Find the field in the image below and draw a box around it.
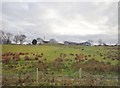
[1,44,119,86]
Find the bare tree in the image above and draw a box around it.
[6,32,13,44]
[43,36,45,40]
[13,35,20,44]
[98,39,103,46]
[6,33,13,39]
[87,40,93,45]
[19,34,26,44]
[0,30,8,44]
[49,39,57,44]
[103,42,107,46]
[0,30,5,37]
[0,37,1,44]
[0,30,4,44]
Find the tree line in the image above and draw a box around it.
[0,30,58,45]
[0,30,116,46]
[0,30,26,44]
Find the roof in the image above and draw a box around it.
[43,41,49,43]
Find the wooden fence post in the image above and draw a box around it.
[79,68,82,79]
[37,68,38,85]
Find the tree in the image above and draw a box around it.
[32,39,37,45]
[13,35,20,44]
[6,32,13,44]
[0,30,8,44]
[0,30,5,37]
[6,39,11,44]
[103,42,108,46]
[49,39,57,44]
[19,34,26,44]
[2,37,7,44]
[0,37,1,44]
[0,30,4,44]
[98,39,103,46]
[87,40,93,46]
[6,33,13,39]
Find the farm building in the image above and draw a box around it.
[43,40,50,44]
[79,42,91,46]
[49,39,58,44]
[64,41,91,46]
[37,38,44,45]
[64,41,79,45]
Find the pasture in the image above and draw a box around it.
[1,44,119,86]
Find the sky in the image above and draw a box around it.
[1,0,118,44]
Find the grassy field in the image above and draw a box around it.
[1,44,119,86]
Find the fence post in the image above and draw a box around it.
[37,68,38,85]
[79,68,82,79]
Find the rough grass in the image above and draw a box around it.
[2,44,118,65]
[1,44,119,86]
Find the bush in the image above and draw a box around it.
[32,39,37,45]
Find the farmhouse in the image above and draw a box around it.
[49,39,58,44]
[41,39,58,44]
[37,38,44,45]
[64,41,91,46]
[79,42,91,46]
[43,40,50,44]
[64,41,79,45]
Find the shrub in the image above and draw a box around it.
[32,39,37,45]
[24,56,30,60]
[35,56,38,60]
[13,53,20,61]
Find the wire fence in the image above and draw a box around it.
[2,68,119,86]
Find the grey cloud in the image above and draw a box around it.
[1,2,118,44]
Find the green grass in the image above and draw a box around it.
[2,44,118,65]
[2,44,119,86]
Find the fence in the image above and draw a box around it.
[2,67,119,86]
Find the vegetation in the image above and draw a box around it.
[32,39,37,45]
[1,44,119,86]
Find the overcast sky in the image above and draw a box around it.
[1,1,118,44]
